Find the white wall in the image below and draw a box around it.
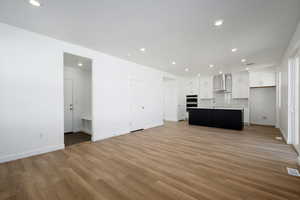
[250,87,276,126]
[64,66,92,133]
[277,21,300,141]
[0,23,165,163]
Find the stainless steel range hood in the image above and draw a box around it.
[213,74,232,92]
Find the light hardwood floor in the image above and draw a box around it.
[1,122,300,200]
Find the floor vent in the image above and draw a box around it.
[287,167,300,177]
[130,129,144,133]
[275,136,283,140]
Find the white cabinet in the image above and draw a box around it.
[199,76,213,99]
[249,69,276,87]
[184,77,199,95]
[232,71,249,99]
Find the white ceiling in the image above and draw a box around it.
[1,0,300,76]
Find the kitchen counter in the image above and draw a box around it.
[191,106,244,111]
[189,108,244,130]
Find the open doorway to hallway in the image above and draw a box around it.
[63,53,93,146]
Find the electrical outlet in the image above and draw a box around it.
[262,116,267,120]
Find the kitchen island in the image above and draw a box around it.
[188,107,244,130]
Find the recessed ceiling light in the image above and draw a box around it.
[209,64,214,68]
[185,68,189,72]
[245,67,250,71]
[219,71,223,74]
[241,59,246,63]
[140,48,146,52]
[214,19,224,27]
[172,61,176,65]
[29,0,41,7]
[78,63,83,67]
[198,73,201,76]
[231,48,238,52]
[127,53,131,57]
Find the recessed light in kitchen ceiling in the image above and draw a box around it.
[29,0,41,7]
[241,59,246,63]
[209,64,214,68]
[185,68,189,72]
[78,63,83,67]
[140,48,146,52]
[172,61,176,65]
[214,19,224,27]
[231,48,238,52]
[219,71,223,74]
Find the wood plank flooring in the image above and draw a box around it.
[1,121,300,200]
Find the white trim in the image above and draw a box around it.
[163,118,179,122]
[92,122,164,142]
[287,58,298,144]
[280,128,288,143]
[92,131,129,142]
[276,71,281,129]
[144,122,164,130]
[293,144,300,154]
[0,144,65,164]
[287,54,300,145]
[295,57,299,145]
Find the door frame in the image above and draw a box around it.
[287,50,299,145]
[63,52,94,142]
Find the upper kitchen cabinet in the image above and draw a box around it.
[232,71,249,99]
[199,76,213,99]
[184,77,199,95]
[249,67,276,88]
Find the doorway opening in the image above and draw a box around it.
[63,53,93,146]
[288,52,299,146]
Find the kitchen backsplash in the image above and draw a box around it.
[199,92,248,107]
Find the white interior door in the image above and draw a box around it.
[64,79,73,133]
[130,79,145,131]
[163,80,178,121]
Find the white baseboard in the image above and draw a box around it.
[92,130,129,142]
[92,122,164,142]
[144,122,164,129]
[0,144,65,164]
[164,118,179,122]
[279,128,288,144]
